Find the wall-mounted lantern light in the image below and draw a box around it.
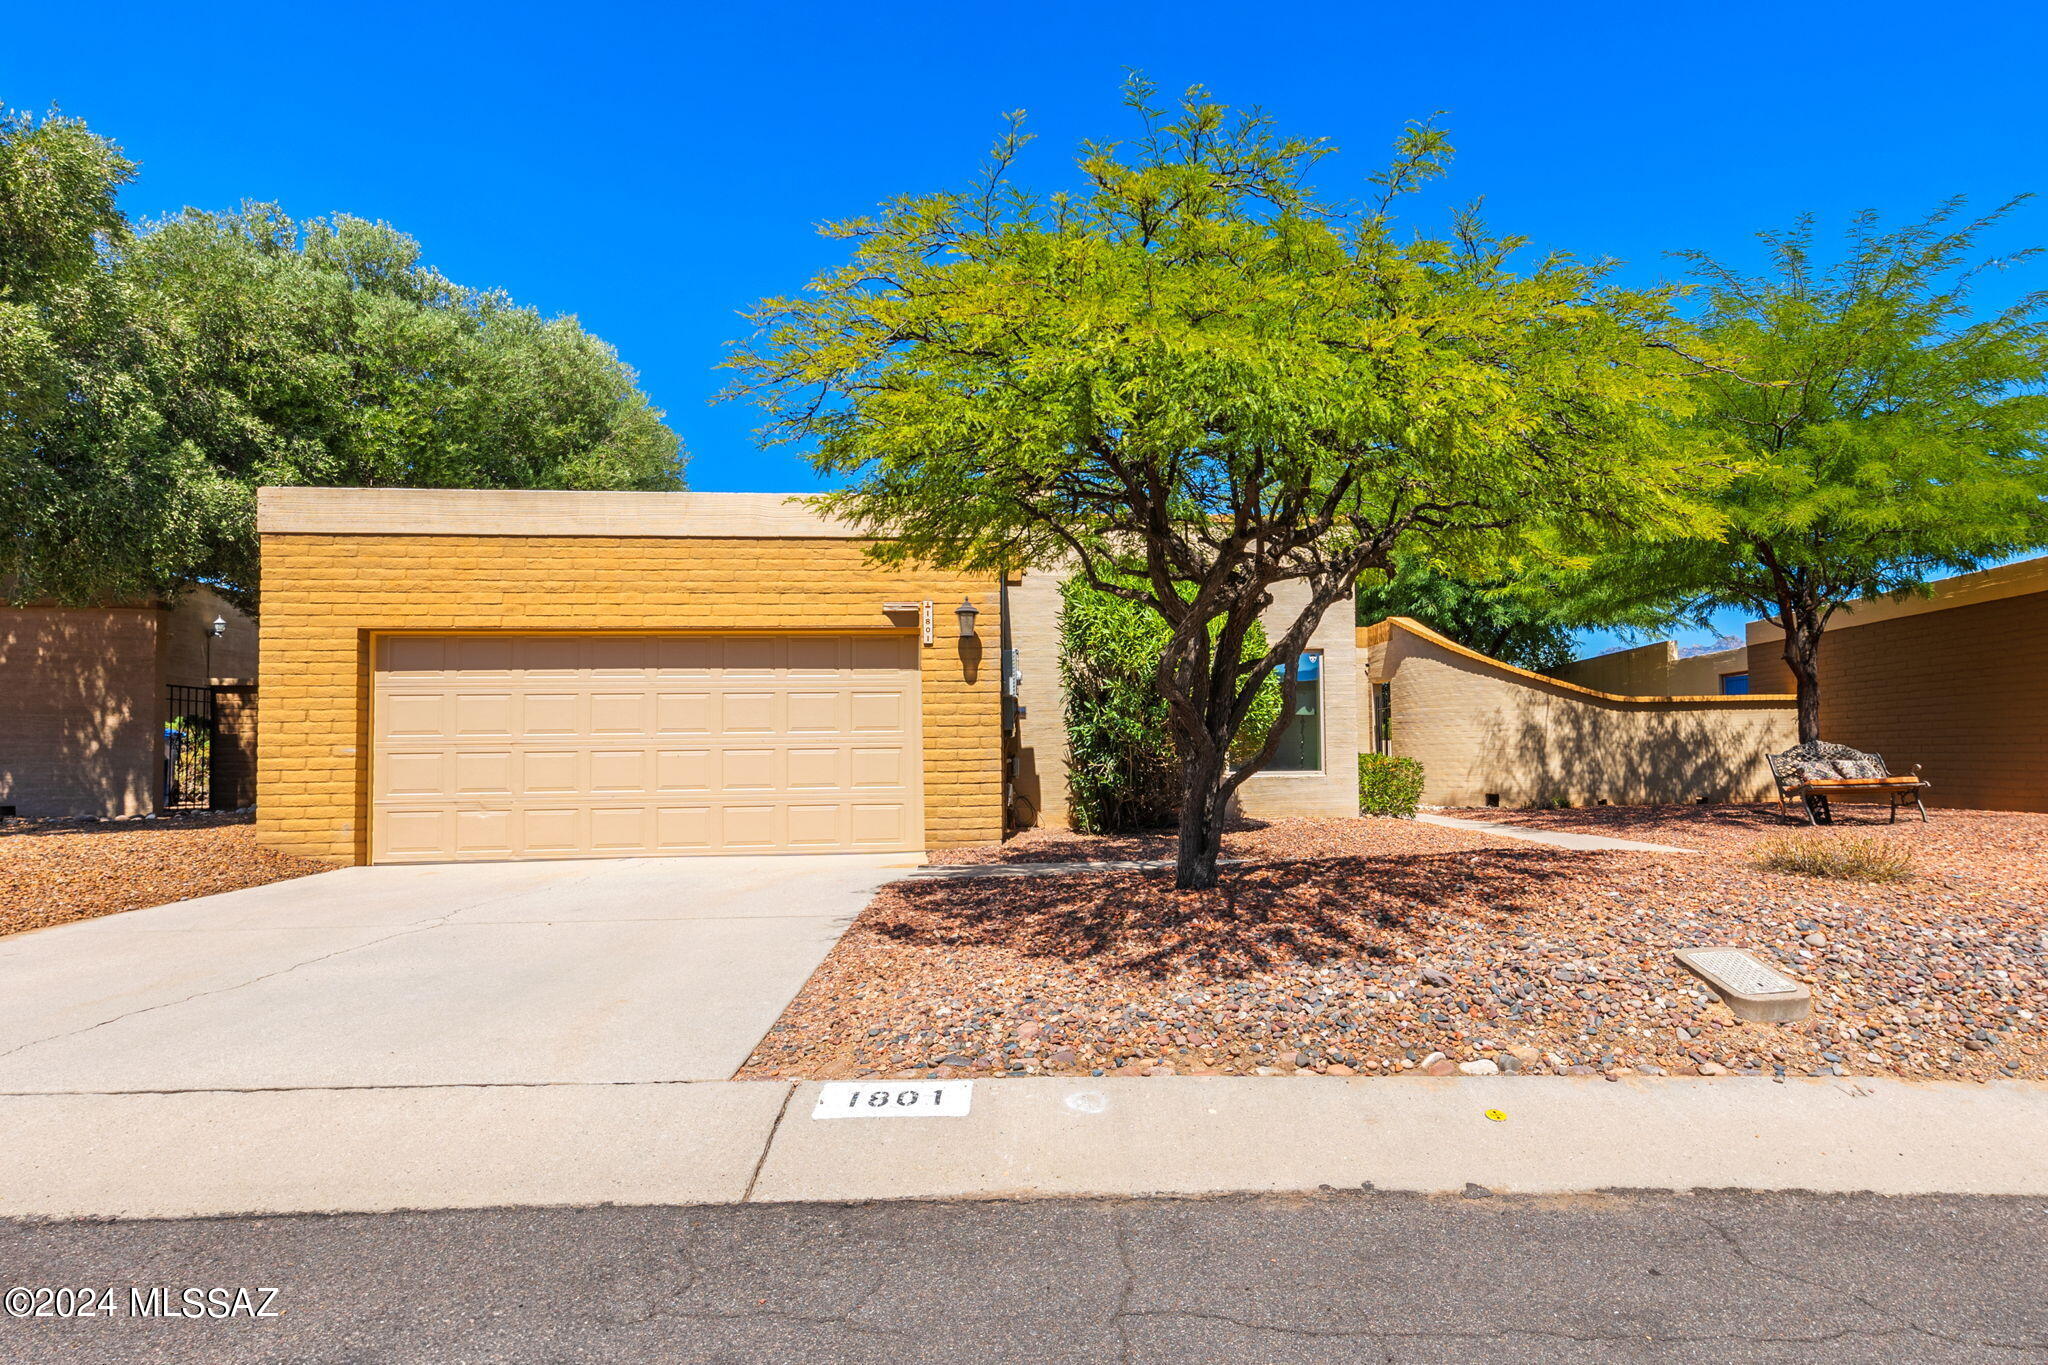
[206,614,228,688]
[955,597,980,639]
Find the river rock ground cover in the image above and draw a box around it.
[737,806,2048,1083]
[0,812,331,938]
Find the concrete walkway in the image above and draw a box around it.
[1417,811,1701,853]
[4,1076,2042,1220]
[909,857,1250,879]
[912,814,1705,879]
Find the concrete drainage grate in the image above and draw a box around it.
[1674,946,1812,1022]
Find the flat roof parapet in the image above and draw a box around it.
[255,487,860,539]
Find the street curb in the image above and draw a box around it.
[3,1075,2043,1221]
[750,1075,2048,1203]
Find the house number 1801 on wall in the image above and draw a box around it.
[811,1081,973,1119]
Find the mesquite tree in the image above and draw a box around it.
[727,80,1710,889]
[1576,202,2048,741]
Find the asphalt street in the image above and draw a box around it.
[3,1191,2042,1363]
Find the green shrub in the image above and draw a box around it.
[1059,577,1280,834]
[1753,833,1914,883]
[1357,754,1425,818]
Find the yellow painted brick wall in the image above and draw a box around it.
[258,534,1003,862]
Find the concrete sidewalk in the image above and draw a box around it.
[4,1076,2042,1221]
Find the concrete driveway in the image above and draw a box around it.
[0,853,911,1093]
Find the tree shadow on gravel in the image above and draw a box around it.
[1449,803,1786,837]
[869,848,1590,978]
[1451,801,1998,841]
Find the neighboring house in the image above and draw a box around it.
[1539,555,2048,812]
[1552,639,1753,697]
[1744,554,2048,812]
[1359,617,1796,808]
[0,586,258,818]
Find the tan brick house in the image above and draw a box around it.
[256,488,1004,865]
[256,487,1373,866]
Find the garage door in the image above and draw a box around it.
[371,634,922,863]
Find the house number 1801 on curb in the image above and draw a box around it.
[812,1081,972,1119]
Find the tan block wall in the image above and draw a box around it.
[162,586,259,687]
[1747,589,2048,811]
[1380,624,1795,807]
[257,534,1002,863]
[1553,641,1747,698]
[211,684,259,810]
[1004,570,1068,831]
[0,606,164,817]
[1006,569,1361,829]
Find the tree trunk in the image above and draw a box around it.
[1781,623,1823,744]
[1759,548,1827,746]
[1173,746,1230,891]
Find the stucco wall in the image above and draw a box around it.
[1368,619,1796,807]
[1005,569,1361,829]
[1747,578,2048,812]
[258,531,1003,864]
[0,606,164,818]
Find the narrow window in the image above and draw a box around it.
[1267,653,1323,772]
[1373,681,1393,755]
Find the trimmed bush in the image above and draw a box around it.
[1753,833,1914,883]
[1059,577,1280,834]
[1358,754,1425,818]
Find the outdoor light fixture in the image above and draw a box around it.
[955,597,980,639]
[205,615,227,687]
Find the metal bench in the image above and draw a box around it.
[1767,741,1930,826]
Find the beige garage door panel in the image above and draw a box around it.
[371,634,922,863]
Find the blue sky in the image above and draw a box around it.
[8,1,2044,649]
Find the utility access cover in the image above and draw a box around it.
[812,1081,973,1119]
[1684,950,1800,995]
[1674,946,1812,1022]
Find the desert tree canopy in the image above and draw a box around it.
[1,106,684,612]
[727,79,1721,886]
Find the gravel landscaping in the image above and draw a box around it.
[737,806,2048,1084]
[0,813,333,938]
[925,816,1495,866]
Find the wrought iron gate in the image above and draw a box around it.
[164,685,215,810]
